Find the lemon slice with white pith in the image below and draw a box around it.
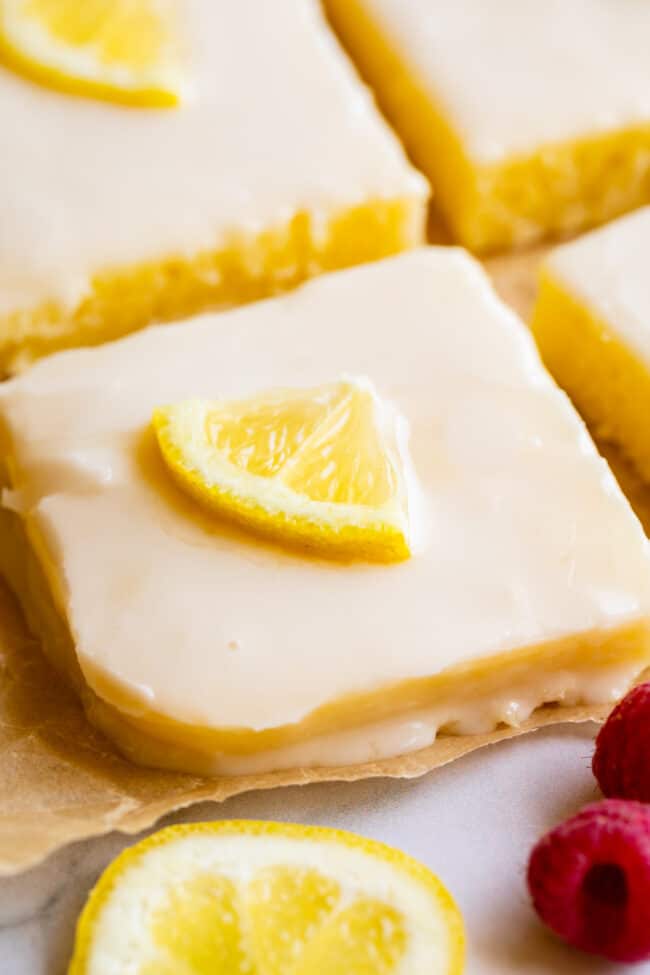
[68,821,465,974]
[0,0,184,107]
[153,377,413,561]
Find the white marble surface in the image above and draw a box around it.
[0,723,645,975]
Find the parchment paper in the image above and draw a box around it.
[0,244,648,876]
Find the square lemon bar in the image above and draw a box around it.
[532,206,650,483]
[324,0,650,253]
[2,248,650,777]
[0,0,427,374]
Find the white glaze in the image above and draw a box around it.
[2,248,650,757]
[349,0,650,162]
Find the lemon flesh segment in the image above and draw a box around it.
[246,867,341,974]
[68,820,465,975]
[0,0,183,107]
[153,378,412,562]
[142,873,249,975]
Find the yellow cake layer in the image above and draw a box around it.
[532,271,650,485]
[531,208,650,485]
[1,495,648,777]
[324,0,650,254]
[3,250,650,777]
[0,197,422,375]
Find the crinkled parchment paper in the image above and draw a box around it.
[0,246,648,876]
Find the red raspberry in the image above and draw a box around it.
[593,682,650,801]
[527,799,650,962]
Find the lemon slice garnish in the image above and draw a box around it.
[68,821,465,974]
[0,0,184,107]
[153,377,413,562]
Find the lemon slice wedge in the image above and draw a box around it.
[68,821,465,974]
[0,0,183,107]
[153,377,413,562]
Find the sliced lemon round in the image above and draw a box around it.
[153,377,413,562]
[68,820,465,974]
[0,0,184,107]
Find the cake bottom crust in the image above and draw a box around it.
[1,501,648,777]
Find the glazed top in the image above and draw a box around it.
[545,206,650,362]
[357,0,650,162]
[0,0,425,319]
[2,249,650,730]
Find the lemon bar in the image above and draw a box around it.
[2,248,650,777]
[324,0,650,253]
[532,206,650,484]
[0,0,427,374]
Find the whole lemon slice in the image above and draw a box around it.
[0,0,183,107]
[68,821,465,974]
[153,377,413,562]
